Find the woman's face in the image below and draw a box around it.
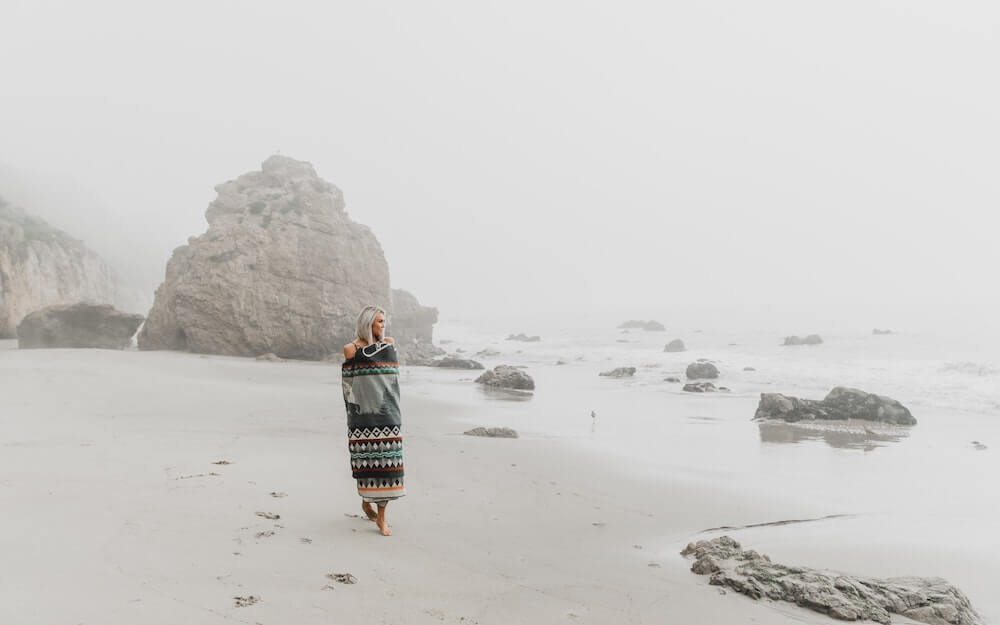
[371,312,386,341]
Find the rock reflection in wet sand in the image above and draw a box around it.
[758,419,910,450]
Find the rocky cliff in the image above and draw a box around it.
[138,156,394,360]
[0,197,117,338]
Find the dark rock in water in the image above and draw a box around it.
[464,426,518,438]
[743,366,756,371]
[782,334,823,346]
[600,366,636,378]
[430,357,484,370]
[475,365,535,390]
[618,320,666,331]
[664,376,681,383]
[873,328,892,335]
[506,333,541,342]
[681,536,984,625]
[686,362,720,379]
[754,387,916,425]
[663,339,686,352]
[399,339,446,366]
[17,303,143,349]
[683,382,717,393]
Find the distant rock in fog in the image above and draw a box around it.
[664,376,681,383]
[683,382,717,393]
[782,334,823,346]
[16,302,143,349]
[754,387,916,425]
[663,338,686,352]
[681,536,983,625]
[475,348,501,358]
[464,426,518,439]
[389,288,441,364]
[430,356,484,370]
[685,362,720,379]
[599,366,636,378]
[0,197,117,338]
[743,366,756,371]
[475,365,535,390]
[137,156,437,361]
[506,333,541,342]
[618,319,665,331]
[873,328,893,335]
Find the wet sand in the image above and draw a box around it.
[0,345,991,624]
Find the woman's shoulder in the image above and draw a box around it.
[343,342,358,359]
[384,337,395,344]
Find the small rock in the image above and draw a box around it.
[782,334,823,346]
[683,382,717,393]
[743,366,756,371]
[464,427,519,439]
[686,362,720,379]
[664,376,681,383]
[506,333,541,342]
[663,339,686,352]
[599,366,636,378]
[430,357,484,370]
[475,365,535,390]
[618,320,665,331]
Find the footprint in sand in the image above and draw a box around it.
[299,537,313,544]
[326,572,358,584]
[255,530,275,539]
[233,595,259,607]
[255,511,280,520]
[212,460,233,465]
[269,491,287,498]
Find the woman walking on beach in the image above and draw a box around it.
[342,306,405,536]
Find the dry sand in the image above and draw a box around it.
[0,346,926,624]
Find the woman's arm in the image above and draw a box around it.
[343,342,357,359]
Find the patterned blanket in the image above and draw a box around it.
[341,342,405,502]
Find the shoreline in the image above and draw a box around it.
[0,347,991,624]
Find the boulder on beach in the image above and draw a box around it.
[599,366,636,378]
[681,536,983,625]
[685,362,720,379]
[505,333,541,342]
[663,339,686,352]
[683,382,717,393]
[475,365,535,390]
[400,340,446,366]
[618,319,665,331]
[463,427,518,439]
[430,357,484,370]
[754,386,916,425]
[782,334,823,346]
[16,302,143,349]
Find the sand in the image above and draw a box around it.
[0,345,940,624]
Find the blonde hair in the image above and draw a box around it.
[355,305,387,345]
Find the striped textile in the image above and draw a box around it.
[341,342,405,502]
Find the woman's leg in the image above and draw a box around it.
[376,502,391,536]
[361,501,377,521]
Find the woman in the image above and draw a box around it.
[341,305,404,536]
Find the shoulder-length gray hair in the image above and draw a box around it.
[355,305,387,345]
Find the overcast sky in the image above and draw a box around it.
[2,1,998,334]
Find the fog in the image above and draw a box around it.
[3,1,998,335]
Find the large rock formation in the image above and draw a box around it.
[139,156,403,360]
[17,302,143,349]
[754,387,916,425]
[0,197,116,338]
[681,536,983,625]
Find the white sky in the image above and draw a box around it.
[2,1,998,334]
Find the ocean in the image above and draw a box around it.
[403,314,1000,621]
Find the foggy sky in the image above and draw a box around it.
[2,1,998,335]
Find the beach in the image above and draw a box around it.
[1,330,997,624]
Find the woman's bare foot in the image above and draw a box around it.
[361,502,378,522]
[376,504,392,536]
